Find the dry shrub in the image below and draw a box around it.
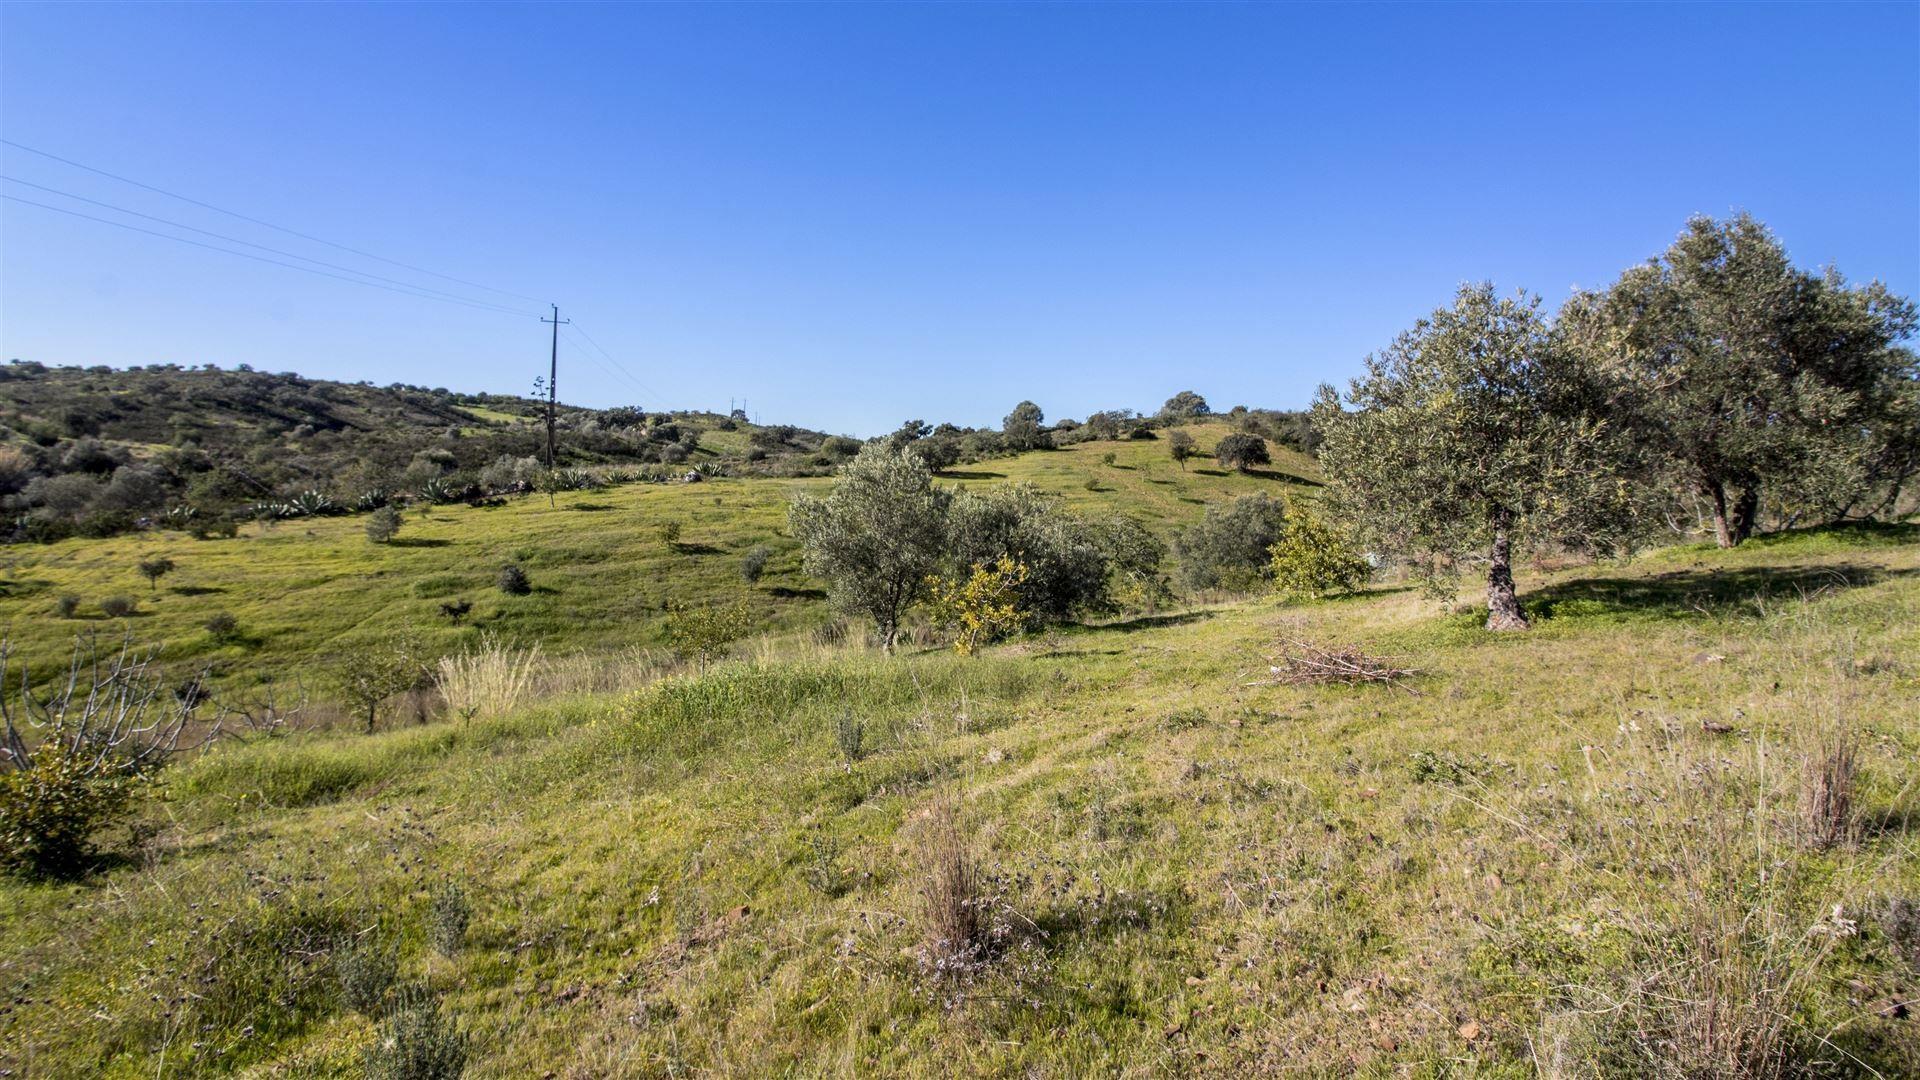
[915,795,998,985]
[435,633,541,721]
[1800,724,1857,850]
[1548,740,1865,1079]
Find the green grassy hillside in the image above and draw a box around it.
[2,520,1915,1076]
[0,421,1312,687]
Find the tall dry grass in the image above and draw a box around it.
[435,634,542,721]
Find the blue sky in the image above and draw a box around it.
[2,2,1914,437]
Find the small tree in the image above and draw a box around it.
[1312,283,1630,630]
[926,557,1029,655]
[789,446,949,652]
[1268,504,1371,601]
[1002,400,1049,452]
[740,545,771,585]
[1214,432,1270,473]
[333,632,431,733]
[365,505,403,544]
[136,556,175,592]
[662,598,751,672]
[1168,430,1197,471]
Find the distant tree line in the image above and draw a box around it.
[0,365,852,543]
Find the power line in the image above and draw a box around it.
[2,193,536,317]
[1,138,546,305]
[566,317,663,402]
[561,327,653,403]
[1,175,543,316]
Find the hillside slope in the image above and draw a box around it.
[2,525,1915,1076]
[0,421,1313,686]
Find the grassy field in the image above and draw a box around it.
[0,421,1312,689]
[1,507,1915,1075]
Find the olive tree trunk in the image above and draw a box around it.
[1485,509,1529,631]
[1729,484,1760,546]
[1705,478,1735,548]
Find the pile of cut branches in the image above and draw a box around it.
[1248,640,1421,693]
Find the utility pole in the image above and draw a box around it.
[541,304,569,469]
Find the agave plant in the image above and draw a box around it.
[420,476,460,504]
[354,489,392,512]
[286,489,342,517]
[163,504,199,528]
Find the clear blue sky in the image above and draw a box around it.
[2,2,1915,437]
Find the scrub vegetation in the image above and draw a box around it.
[0,216,1915,1076]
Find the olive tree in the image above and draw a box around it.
[1566,215,1918,545]
[1312,284,1630,631]
[789,446,949,652]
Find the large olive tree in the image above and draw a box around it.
[1313,284,1629,631]
[789,445,949,651]
[1566,215,1917,546]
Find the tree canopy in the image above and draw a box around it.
[1312,283,1631,630]
[1564,214,1918,545]
[789,445,950,650]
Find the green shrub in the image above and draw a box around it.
[663,598,751,672]
[740,545,771,584]
[1268,504,1371,601]
[428,881,471,957]
[496,564,531,596]
[1173,493,1287,591]
[0,742,141,877]
[334,933,398,1016]
[204,611,241,641]
[834,711,865,764]
[0,643,192,877]
[100,595,138,618]
[363,991,468,1080]
[54,595,80,619]
[1214,431,1270,472]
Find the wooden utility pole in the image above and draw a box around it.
[541,304,570,468]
